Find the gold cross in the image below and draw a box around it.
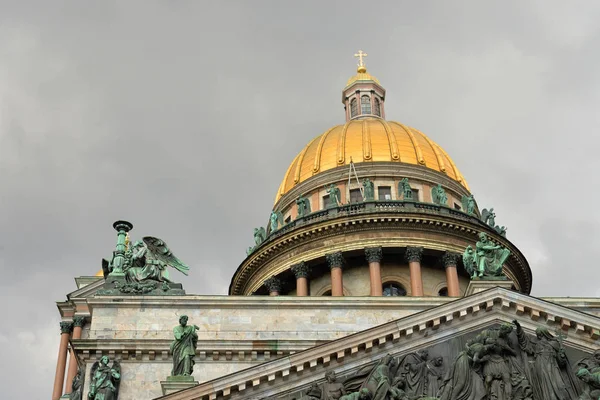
[354,50,368,67]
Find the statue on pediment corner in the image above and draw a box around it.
[463,232,510,279]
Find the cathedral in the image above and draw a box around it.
[53,53,600,400]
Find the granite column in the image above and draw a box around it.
[365,247,383,296]
[291,262,310,296]
[406,247,424,296]
[326,252,344,296]
[52,321,73,400]
[443,252,461,297]
[65,316,85,394]
[264,277,282,296]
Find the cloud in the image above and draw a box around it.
[2,1,600,397]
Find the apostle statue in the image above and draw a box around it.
[88,356,120,400]
[170,315,199,376]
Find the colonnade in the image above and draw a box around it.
[263,247,462,297]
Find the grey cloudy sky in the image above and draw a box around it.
[1,1,600,397]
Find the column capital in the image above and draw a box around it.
[263,277,282,294]
[365,247,383,263]
[405,246,424,263]
[291,262,310,279]
[73,316,87,328]
[60,321,74,335]
[442,251,460,268]
[325,252,344,270]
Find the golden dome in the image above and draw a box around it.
[345,68,380,87]
[275,118,469,203]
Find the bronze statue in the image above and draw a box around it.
[431,184,448,205]
[88,356,120,400]
[170,315,199,376]
[326,184,342,208]
[69,366,83,400]
[481,208,496,227]
[322,371,347,399]
[296,196,312,217]
[463,233,510,279]
[362,179,375,201]
[112,237,190,284]
[339,388,371,400]
[398,178,413,200]
[461,195,476,215]
[254,227,266,246]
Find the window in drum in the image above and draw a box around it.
[361,95,371,115]
[350,98,358,117]
[438,287,449,297]
[383,282,407,297]
[411,189,419,201]
[374,98,381,116]
[349,188,363,204]
[377,186,392,200]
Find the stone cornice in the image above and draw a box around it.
[231,207,531,295]
[72,339,325,363]
[157,288,600,400]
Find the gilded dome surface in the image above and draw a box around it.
[275,118,469,202]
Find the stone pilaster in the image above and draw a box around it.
[405,247,424,296]
[264,277,282,296]
[291,262,310,296]
[326,252,344,296]
[442,252,461,297]
[365,247,383,296]
[52,322,73,400]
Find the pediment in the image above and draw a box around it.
[67,276,104,299]
[158,287,600,400]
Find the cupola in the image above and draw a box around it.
[342,50,386,121]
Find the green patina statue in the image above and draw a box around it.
[325,184,342,208]
[461,195,476,215]
[100,224,190,295]
[296,195,311,217]
[170,315,199,376]
[399,178,413,200]
[463,232,510,278]
[254,227,266,246]
[88,356,120,400]
[482,208,496,227]
[362,179,375,201]
[431,184,447,205]
[269,211,283,233]
[69,366,83,400]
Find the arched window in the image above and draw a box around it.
[350,98,358,118]
[438,287,449,297]
[383,282,407,297]
[361,95,371,115]
[374,98,381,116]
[322,290,332,296]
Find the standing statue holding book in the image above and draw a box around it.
[170,315,199,376]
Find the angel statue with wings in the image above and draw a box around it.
[88,356,120,400]
[103,237,190,284]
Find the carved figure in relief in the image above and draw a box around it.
[170,315,199,376]
[88,356,120,400]
[362,179,375,201]
[462,245,478,279]
[303,383,322,400]
[576,368,600,400]
[514,320,581,400]
[323,371,347,400]
[438,339,487,400]
[339,388,372,400]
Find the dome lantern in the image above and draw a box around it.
[342,50,386,121]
